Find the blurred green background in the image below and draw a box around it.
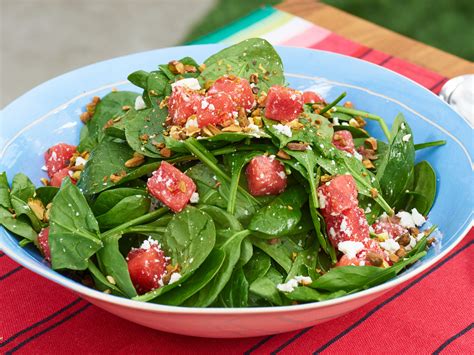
[185,0,474,61]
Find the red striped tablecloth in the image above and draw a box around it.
[1,8,472,354]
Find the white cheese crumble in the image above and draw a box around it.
[185,117,198,128]
[41,165,48,172]
[337,241,365,259]
[190,192,200,203]
[273,124,292,137]
[277,171,286,179]
[171,78,201,91]
[353,151,363,161]
[140,236,159,250]
[396,208,426,228]
[402,134,412,142]
[276,275,313,293]
[318,191,327,209]
[134,95,146,110]
[380,238,400,253]
[168,272,182,285]
[75,157,88,167]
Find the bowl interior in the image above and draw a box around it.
[1,44,472,311]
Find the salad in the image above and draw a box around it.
[0,38,445,307]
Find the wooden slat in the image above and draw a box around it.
[277,0,474,77]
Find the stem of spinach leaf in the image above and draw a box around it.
[122,226,166,235]
[414,140,446,150]
[101,207,168,240]
[334,106,391,141]
[319,92,347,115]
[183,138,261,206]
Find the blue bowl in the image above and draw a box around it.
[1,45,472,337]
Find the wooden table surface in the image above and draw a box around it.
[278,0,474,78]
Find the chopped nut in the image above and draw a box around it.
[349,118,361,128]
[122,105,131,111]
[408,227,419,235]
[366,252,383,266]
[397,233,411,247]
[388,253,399,263]
[251,108,261,117]
[169,126,185,140]
[110,170,127,183]
[161,264,181,285]
[370,188,379,198]
[287,119,304,130]
[168,60,185,74]
[40,178,50,186]
[287,205,293,210]
[198,63,206,72]
[395,246,406,258]
[251,86,259,95]
[71,171,81,180]
[204,80,215,90]
[201,126,214,137]
[103,289,112,294]
[291,252,298,261]
[183,64,197,73]
[139,133,149,143]
[249,73,259,84]
[221,124,242,133]
[276,150,291,160]
[178,180,187,192]
[184,126,201,137]
[269,238,280,245]
[355,116,366,128]
[207,125,222,135]
[362,159,375,169]
[365,137,378,151]
[320,174,333,183]
[106,275,116,285]
[427,237,436,246]
[92,96,100,104]
[27,198,45,221]
[45,203,52,222]
[103,119,115,129]
[160,147,172,158]
[151,141,165,149]
[125,153,145,168]
[343,101,353,108]
[257,92,267,107]
[287,142,309,151]
[80,112,91,123]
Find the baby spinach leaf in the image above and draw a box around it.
[92,187,147,216]
[152,249,225,306]
[143,70,169,107]
[376,114,415,206]
[87,259,124,296]
[124,107,168,157]
[201,38,284,91]
[249,267,285,306]
[49,179,103,270]
[249,185,308,237]
[35,186,59,206]
[0,172,12,209]
[263,114,333,148]
[186,164,227,209]
[10,195,42,232]
[237,239,253,267]
[183,229,251,307]
[87,91,139,144]
[283,287,347,302]
[97,236,137,298]
[10,173,35,202]
[0,207,37,241]
[403,161,437,215]
[163,206,216,274]
[127,70,149,89]
[96,195,151,230]
[251,236,303,273]
[244,249,272,284]
[77,139,159,195]
[218,267,249,307]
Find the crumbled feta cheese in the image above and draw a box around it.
[396,211,416,228]
[140,236,159,250]
[185,117,198,128]
[338,241,364,259]
[353,151,363,161]
[171,78,201,91]
[75,157,88,167]
[134,96,146,110]
[276,275,312,293]
[41,165,48,171]
[333,117,339,125]
[380,238,400,253]
[277,279,298,293]
[273,124,292,137]
[411,208,426,226]
[168,272,182,285]
[201,100,209,109]
[401,123,406,129]
[318,191,327,209]
[190,192,200,203]
[402,134,412,142]
[277,171,286,179]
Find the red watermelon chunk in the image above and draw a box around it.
[208,76,255,111]
[168,86,203,126]
[126,238,169,294]
[50,167,76,187]
[37,227,51,262]
[196,92,235,128]
[265,85,303,122]
[147,161,196,213]
[317,175,359,217]
[332,130,356,154]
[245,155,287,196]
[302,91,324,104]
[325,207,370,247]
[44,143,76,178]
